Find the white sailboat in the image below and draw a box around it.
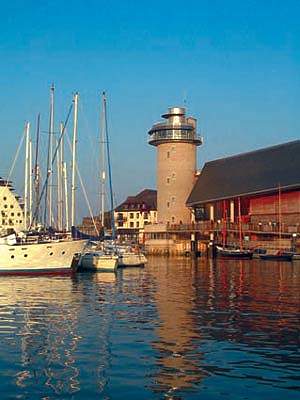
[0,89,86,273]
[79,92,118,272]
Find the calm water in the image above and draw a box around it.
[0,257,299,399]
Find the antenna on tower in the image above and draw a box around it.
[183,90,187,108]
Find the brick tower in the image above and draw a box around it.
[148,107,202,224]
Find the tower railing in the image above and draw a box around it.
[148,130,202,145]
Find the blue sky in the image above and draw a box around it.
[0,0,299,221]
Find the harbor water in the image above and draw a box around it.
[0,257,299,399]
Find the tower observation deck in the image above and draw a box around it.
[148,107,202,146]
[148,107,202,225]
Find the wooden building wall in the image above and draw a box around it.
[249,190,300,225]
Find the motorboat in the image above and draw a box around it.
[117,245,147,267]
[78,250,118,272]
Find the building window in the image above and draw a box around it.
[136,212,139,218]
[17,213,21,217]
[3,197,7,201]
[144,212,148,219]
[171,196,176,204]
[11,213,14,217]
[172,172,176,180]
[130,213,134,219]
[118,222,123,227]
[130,222,134,228]
[172,216,175,223]
[167,151,170,158]
[166,177,170,184]
[10,205,14,209]
[4,205,7,208]
[167,202,170,208]
[136,221,139,228]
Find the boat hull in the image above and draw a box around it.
[0,240,87,273]
[118,253,147,267]
[259,254,292,262]
[79,253,118,272]
[216,247,253,259]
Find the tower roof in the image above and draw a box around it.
[161,107,186,119]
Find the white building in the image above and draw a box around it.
[114,189,157,243]
[0,178,24,233]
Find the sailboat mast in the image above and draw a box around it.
[24,122,30,231]
[63,162,69,231]
[71,92,79,227]
[34,113,40,223]
[59,123,65,230]
[238,197,243,249]
[49,84,54,226]
[278,183,282,242]
[44,84,55,227]
[222,200,226,247]
[56,122,64,231]
[100,93,106,228]
[29,139,33,227]
[102,92,116,239]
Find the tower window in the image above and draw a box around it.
[166,177,170,184]
[172,196,176,204]
[172,216,175,223]
[167,202,170,208]
[167,151,170,158]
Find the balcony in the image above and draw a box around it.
[167,221,300,236]
[148,127,203,146]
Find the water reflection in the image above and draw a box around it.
[0,258,299,399]
[0,276,81,397]
[148,257,205,396]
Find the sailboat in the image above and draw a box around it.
[78,92,118,272]
[217,198,253,259]
[0,88,87,273]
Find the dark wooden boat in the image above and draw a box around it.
[216,246,253,259]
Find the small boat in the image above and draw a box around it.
[78,251,118,272]
[117,247,147,267]
[259,251,293,262]
[216,246,253,259]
